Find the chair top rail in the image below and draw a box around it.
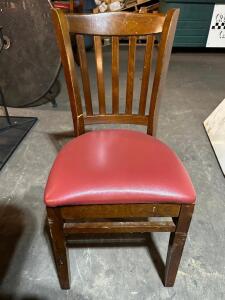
[66,12,166,36]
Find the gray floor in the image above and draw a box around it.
[1,48,225,300]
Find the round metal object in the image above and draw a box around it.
[0,0,60,107]
[2,35,11,50]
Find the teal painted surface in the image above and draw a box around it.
[160,1,224,47]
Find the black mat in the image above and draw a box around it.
[0,116,37,170]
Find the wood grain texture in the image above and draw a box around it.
[47,207,70,289]
[66,233,150,245]
[94,36,106,114]
[61,203,181,220]
[53,8,179,136]
[76,35,93,115]
[51,9,84,136]
[112,37,120,114]
[164,204,194,287]
[84,114,148,125]
[147,9,180,135]
[126,36,136,114]
[63,221,176,234]
[67,12,165,36]
[139,35,154,115]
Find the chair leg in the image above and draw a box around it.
[164,204,194,287]
[46,207,70,289]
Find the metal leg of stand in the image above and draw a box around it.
[0,87,12,126]
[0,86,37,134]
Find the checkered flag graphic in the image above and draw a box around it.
[212,22,225,30]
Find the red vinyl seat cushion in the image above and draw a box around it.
[44,130,196,207]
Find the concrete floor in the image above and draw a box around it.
[0,48,225,300]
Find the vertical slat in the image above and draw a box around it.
[125,36,136,114]
[76,35,93,115]
[139,35,154,115]
[94,36,106,114]
[112,37,120,114]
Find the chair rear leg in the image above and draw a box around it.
[46,207,70,289]
[164,204,194,287]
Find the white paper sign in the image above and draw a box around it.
[207,4,225,48]
[204,98,225,175]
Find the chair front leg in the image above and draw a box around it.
[164,204,194,287]
[47,207,70,289]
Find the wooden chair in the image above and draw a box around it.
[45,8,196,289]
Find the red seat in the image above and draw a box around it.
[45,130,195,207]
[53,2,71,10]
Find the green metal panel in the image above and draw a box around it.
[160,1,224,47]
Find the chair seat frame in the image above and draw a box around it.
[47,203,194,289]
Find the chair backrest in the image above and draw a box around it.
[52,8,179,136]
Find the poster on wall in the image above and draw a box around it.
[207,4,225,47]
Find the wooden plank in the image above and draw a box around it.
[76,35,93,115]
[47,207,70,289]
[61,203,181,220]
[94,36,106,114]
[139,35,154,115]
[112,37,120,114]
[52,9,85,136]
[63,221,176,234]
[67,12,165,36]
[66,233,149,245]
[164,204,194,287]
[84,114,148,125]
[147,9,180,135]
[125,36,136,114]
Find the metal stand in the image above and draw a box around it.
[0,87,37,134]
[0,26,44,170]
[0,86,12,128]
[0,87,37,170]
